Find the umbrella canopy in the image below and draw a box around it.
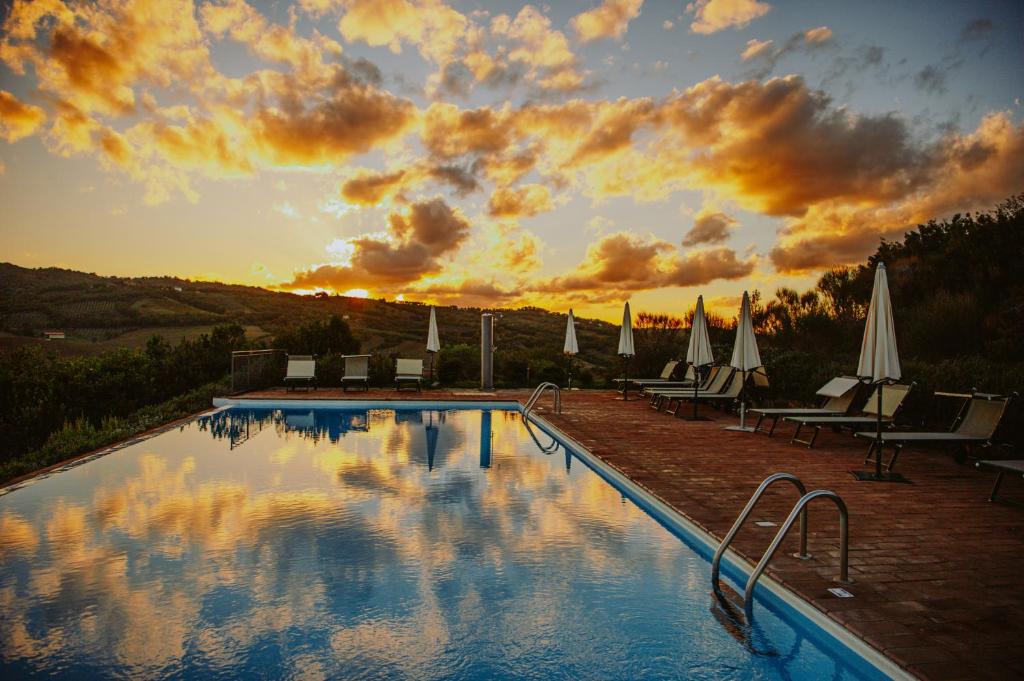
[729,291,762,371]
[617,302,635,357]
[564,309,579,355]
[427,306,441,353]
[857,263,901,383]
[687,295,714,367]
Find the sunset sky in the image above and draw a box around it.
[0,0,1021,320]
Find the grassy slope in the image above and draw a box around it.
[0,262,620,368]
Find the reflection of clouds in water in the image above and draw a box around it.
[0,511,38,555]
[0,407,830,679]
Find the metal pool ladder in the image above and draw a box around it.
[523,382,561,417]
[712,473,851,614]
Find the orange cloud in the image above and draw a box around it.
[340,168,412,205]
[687,0,771,34]
[282,197,472,291]
[571,0,644,43]
[770,111,1024,272]
[682,208,737,246]
[487,184,553,218]
[0,89,46,142]
[533,231,754,295]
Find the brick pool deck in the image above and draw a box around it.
[232,388,1024,680]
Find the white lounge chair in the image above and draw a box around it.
[284,355,316,391]
[785,382,914,448]
[395,358,424,392]
[341,354,371,392]
[749,376,861,436]
[855,392,1013,472]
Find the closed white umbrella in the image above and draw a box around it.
[853,263,905,482]
[564,309,579,389]
[684,295,714,420]
[725,291,763,431]
[427,306,440,385]
[618,302,635,400]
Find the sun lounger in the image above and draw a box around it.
[613,360,681,391]
[639,365,698,393]
[395,358,424,392]
[666,368,747,415]
[341,354,371,392]
[854,392,1013,472]
[646,365,718,404]
[748,376,861,436]
[976,459,1024,502]
[284,355,316,391]
[784,382,914,448]
[651,367,736,414]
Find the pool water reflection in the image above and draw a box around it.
[0,407,882,679]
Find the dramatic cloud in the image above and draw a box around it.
[687,0,771,35]
[0,90,46,142]
[282,198,472,291]
[661,76,933,215]
[340,168,412,205]
[571,0,644,43]
[532,231,754,295]
[487,184,554,217]
[682,208,737,246]
[770,112,1024,272]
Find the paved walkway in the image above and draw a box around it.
[232,388,1024,680]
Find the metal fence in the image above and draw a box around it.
[231,349,287,394]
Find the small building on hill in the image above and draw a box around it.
[43,330,66,340]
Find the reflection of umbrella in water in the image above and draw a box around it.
[425,411,439,471]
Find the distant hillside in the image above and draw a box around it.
[0,263,620,370]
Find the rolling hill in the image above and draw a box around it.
[0,262,622,371]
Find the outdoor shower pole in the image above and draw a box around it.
[481,313,494,391]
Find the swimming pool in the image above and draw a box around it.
[0,403,895,679]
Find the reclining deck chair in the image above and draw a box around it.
[647,364,712,401]
[785,382,914,448]
[854,392,1014,472]
[395,358,424,392]
[749,376,861,436]
[667,367,748,416]
[613,360,680,392]
[653,367,736,415]
[976,459,1024,502]
[341,354,371,392]
[284,355,316,392]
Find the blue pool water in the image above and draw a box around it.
[0,406,886,679]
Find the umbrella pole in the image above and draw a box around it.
[693,371,699,419]
[852,381,909,482]
[623,356,629,401]
[739,370,747,429]
[875,384,883,478]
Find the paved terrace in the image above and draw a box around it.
[231,388,1024,680]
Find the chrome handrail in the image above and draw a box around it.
[711,473,809,595]
[523,382,561,417]
[744,489,851,614]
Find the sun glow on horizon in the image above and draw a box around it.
[343,288,370,299]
